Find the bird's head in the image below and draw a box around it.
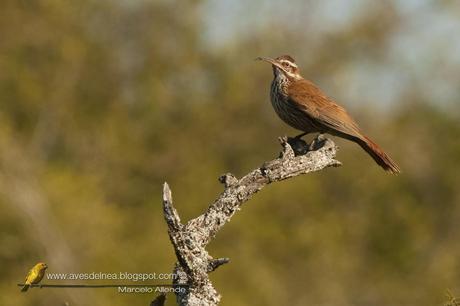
[256,55,301,80]
[37,262,48,270]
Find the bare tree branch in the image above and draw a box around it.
[162,135,341,306]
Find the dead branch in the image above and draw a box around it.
[162,135,341,305]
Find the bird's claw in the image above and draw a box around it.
[309,133,327,151]
[287,136,309,156]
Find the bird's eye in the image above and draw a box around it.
[283,62,289,67]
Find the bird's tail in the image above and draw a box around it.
[21,284,29,292]
[355,135,401,174]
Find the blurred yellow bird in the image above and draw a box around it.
[21,262,48,292]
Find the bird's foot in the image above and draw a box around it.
[309,133,327,151]
[287,136,309,156]
[294,132,308,139]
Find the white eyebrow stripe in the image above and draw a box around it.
[279,60,297,68]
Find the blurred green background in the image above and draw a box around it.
[1,0,459,305]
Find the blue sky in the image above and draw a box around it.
[203,0,460,110]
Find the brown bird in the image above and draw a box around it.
[257,55,400,174]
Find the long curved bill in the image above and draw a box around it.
[256,56,284,70]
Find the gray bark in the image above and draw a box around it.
[162,135,341,306]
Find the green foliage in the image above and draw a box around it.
[0,1,459,305]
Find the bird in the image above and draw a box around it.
[21,262,48,292]
[257,55,400,174]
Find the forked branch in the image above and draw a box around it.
[162,135,341,306]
